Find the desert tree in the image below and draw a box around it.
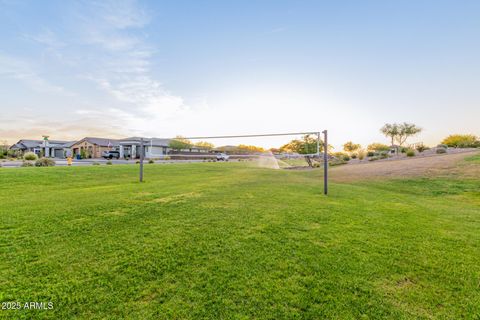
[380,123,422,146]
[395,123,422,146]
[343,141,361,154]
[169,136,193,151]
[194,141,214,149]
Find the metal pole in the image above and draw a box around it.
[139,138,144,182]
[316,132,320,156]
[322,130,328,195]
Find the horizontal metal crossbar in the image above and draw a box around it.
[181,132,321,140]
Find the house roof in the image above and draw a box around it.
[119,137,172,147]
[10,139,43,149]
[10,139,76,149]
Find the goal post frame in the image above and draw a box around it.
[139,131,329,195]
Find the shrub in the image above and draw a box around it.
[329,159,347,166]
[351,154,357,159]
[92,162,100,165]
[136,160,140,164]
[357,149,366,160]
[23,152,38,161]
[367,143,390,152]
[436,148,447,154]
[416,144,429,152]
[0,154,5,159]
[148,159,155,164]
[342,155,350,161]
[400,147,408,153]
[368,156,379,161]
[437,144,448,149]
[441,134,479,148]
[406,149,415,157]
[106,160,113,165]
[7,149,19,158]
[35,158,56,167]
[379,152,389,159]
[21,161,34,167]
[367,151,375,157]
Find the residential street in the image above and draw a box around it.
[0,158,206,167]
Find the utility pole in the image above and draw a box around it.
[322,130,328,195]
[139,138,144,182]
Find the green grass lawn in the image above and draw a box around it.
[1,159,479,319]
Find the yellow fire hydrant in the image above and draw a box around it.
[67,156,72,166]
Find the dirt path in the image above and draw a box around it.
[329,151,479,182]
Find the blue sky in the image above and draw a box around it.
[1,0,479,148]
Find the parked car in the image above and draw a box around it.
[102,150,120,159]
[216,153,229,161]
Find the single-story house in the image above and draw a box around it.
[119,137,171,159]
[119,137,209,159]
[70,137,119,159]
[10,139,74,158]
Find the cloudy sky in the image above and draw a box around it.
[1,0,479,149]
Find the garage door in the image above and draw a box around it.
[54,149,64,158]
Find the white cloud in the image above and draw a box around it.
[0,54,72,95]
[71,0,191,136]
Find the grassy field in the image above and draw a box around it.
[1,155,479,319]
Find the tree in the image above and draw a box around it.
[380,122,422,146]
[343,141,361,154]
[441,134,479,148]
[280,134,325,154]
[395,123,422,146]
[169,136,193,151]
[194,141,214,149]
[380,123,399,146]
[237,145,265,154]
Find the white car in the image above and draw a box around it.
[216,153,229,161]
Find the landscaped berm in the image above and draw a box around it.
[1,152,479,319]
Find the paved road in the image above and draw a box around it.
[1,158,207,168]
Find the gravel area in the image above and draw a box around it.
[330,150,479,182]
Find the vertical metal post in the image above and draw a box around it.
[322,130,328,195]
[139,138,144,182]
[316,132,320,156]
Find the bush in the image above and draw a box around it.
[400,147,408,153]
[416,144,429,152]
[148,159,155,164]
[35,158,56,167]
[21,161,34,167]
[106,160,113,165]
[0,154,5,159]
[92,162,100,165]
[367,143,390,152]
[379,152,389,159]
[436,148,447,154]
[441,134,479,148]
[136,160,140,164]
[342,155,350,161]
[329,159,347,166]
[437,144,448,149]
[23,152,38,161]
[368,156,379,161]
[367,151,375,157]
[406,150,415,157]
[357,150,366,160]
[351,154,357,159]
